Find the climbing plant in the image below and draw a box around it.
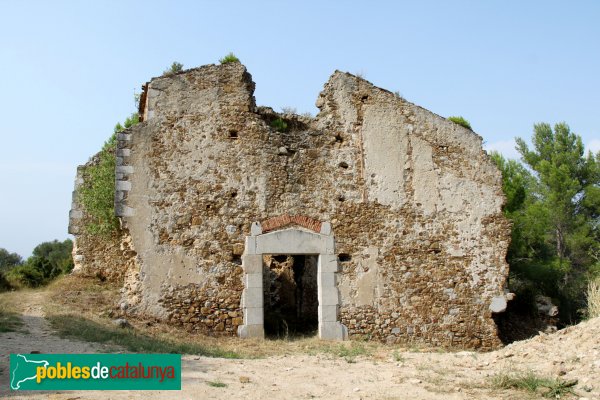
[78,113,139,236]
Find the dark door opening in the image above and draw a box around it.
[263,254,318,338]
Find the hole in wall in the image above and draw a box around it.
[338,253,352,262]
[263,255,318,338]
[338,161,349,169]
[335,133,343,143]
[272,255,287,263]
[338,195,345,202]
[232,254,242,265]
[229,130,239,139]
[230,191,238,198]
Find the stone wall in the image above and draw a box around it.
[71,62,511,348]
[69,155,136,283]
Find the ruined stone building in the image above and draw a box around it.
[69,62,512,349]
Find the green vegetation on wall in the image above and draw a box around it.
[163,61,184,76]
[78,113,139,237]
[271,117,288,132]
[219,52,240,64]
[448,116,472,130]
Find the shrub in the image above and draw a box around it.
[0,272,11,291]
[4,240,73,288]
[448,116,472,130]
[271,118,288,132]
[113,113,139,134]
[219,52,240,64]
[78,136,120,236]
[6,264,45,288]
[79,114,139,236]
[162,61,184,76]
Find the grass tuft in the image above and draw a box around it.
[48,314,241,358]
[448,116,472,130]
[324,342,370,363]
[587,276,600,318]
[392,350,405,362]
[219,52,240,64]
[492,371,576,398]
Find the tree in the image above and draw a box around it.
[0,248,22,291]
[113,112,139,134]
[0,248,22,272]
[512,122,600,321]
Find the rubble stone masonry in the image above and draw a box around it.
[70,62,511,349]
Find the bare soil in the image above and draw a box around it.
[1,281,599,399]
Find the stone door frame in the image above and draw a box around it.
[237,221,348,340]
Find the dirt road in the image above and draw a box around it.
[1,291,599,399]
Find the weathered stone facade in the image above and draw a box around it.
[68,156,136,283]
[70,62,511,349]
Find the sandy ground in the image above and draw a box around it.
[1,292,599,399]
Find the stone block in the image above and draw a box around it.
[244,273,262,288]
[255,229,329,254]
[320,221,332,235]
[243,307,263,325]
[69,210,83,220]
[245,236,257,255]
[242,254,262,274]
[116,180,132,191]
[319,287,340,306]
[116,165,134,174]
[319,255,339,273]
[319,305,339,322]
[325,236,335,254]
[250,221,262,236]
[115,204,135,217]
[318,271,336,288]
[319,322,348,341]
[243,287,263,308]
[489,296,507,313]
[238,324,264,339]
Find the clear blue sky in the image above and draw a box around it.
[1,1,599,258]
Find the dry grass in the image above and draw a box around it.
[587,276,600,318]
[0,307,24,333]
[38,275,401,359]
[0,288,31,332]
[1,274,439,361]
[491,370,576,398]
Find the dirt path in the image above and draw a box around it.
[0,291,112,397]
[1,291,599,399]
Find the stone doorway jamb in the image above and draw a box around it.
[237,221,348,341]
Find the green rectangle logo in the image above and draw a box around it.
[10,353,181,390]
